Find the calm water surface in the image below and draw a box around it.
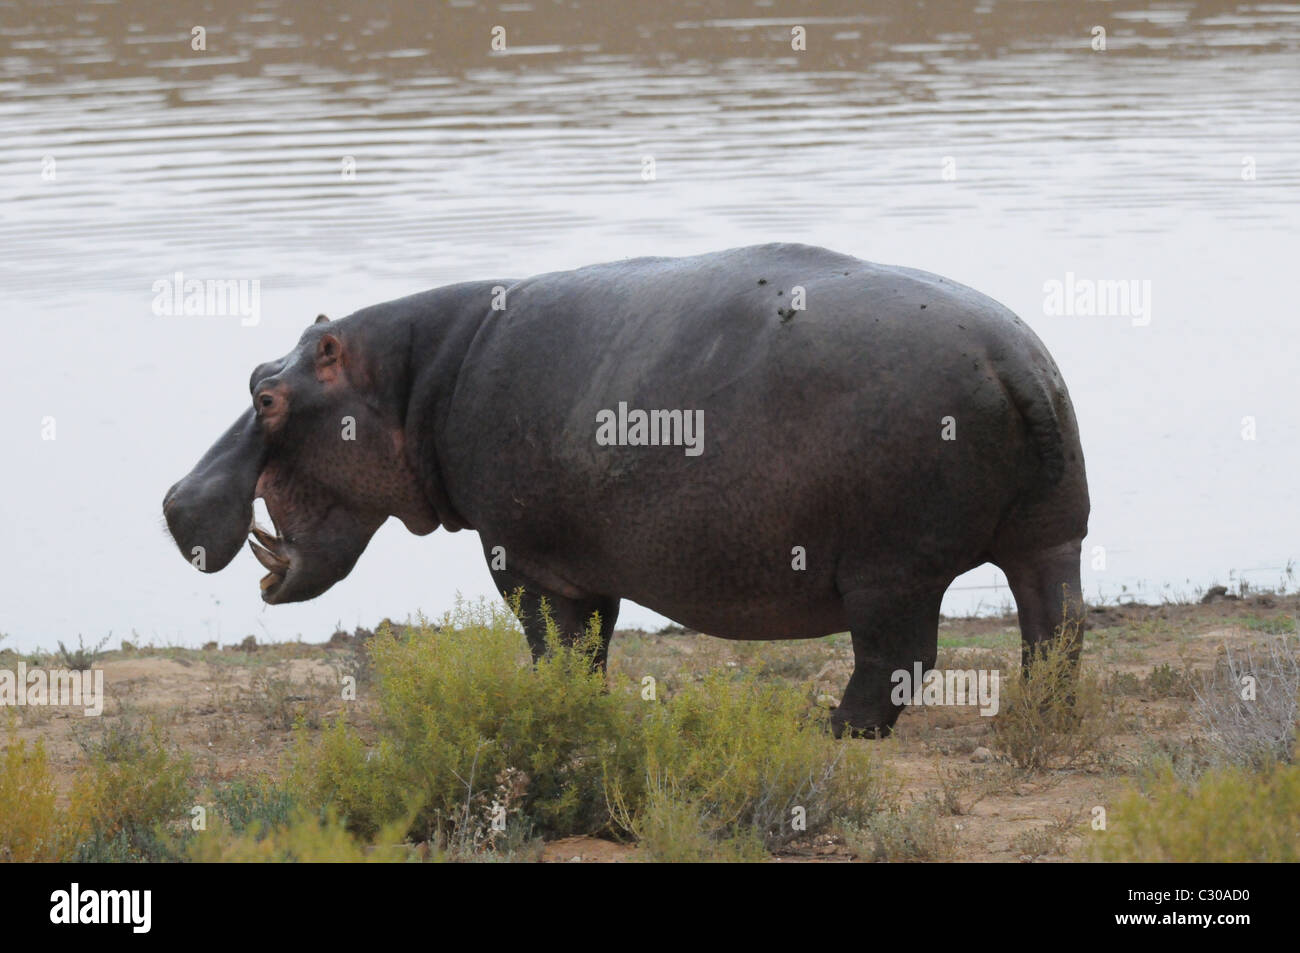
[2,0,1298,650]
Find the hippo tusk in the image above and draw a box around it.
[248,538,290,573]
[251,521,281,551]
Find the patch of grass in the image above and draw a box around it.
[1104,671,1142,697]
[1106,663,1196,700]
[56,634,110,669]
[1088,762,1300,862]
[936,628,1019,651]
[1241,614,1296,635]
[1011,812,1076,860]
[188,811,421,862]
[621,790,766,863]
[1131,737,1217,787]
[1144,661,1195,699]
[934,761,1016,816]
[213,778,299,836]
[841,793,957,862]
[244,666,330,731]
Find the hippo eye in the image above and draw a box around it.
[259,394,273,408]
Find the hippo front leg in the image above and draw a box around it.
[484,557,620,670]
[832,585,946,739]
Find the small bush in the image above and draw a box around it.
[245,667,328,731]
[990,626,1112,771]
[1105,671,1142,697]
[3,716,193,862]
[1193,635,1298,768]
[624,788,766,863]
[1011,813,1076,860]
[213,778,298,836]
[69,718,193,861]
[0,728,68,861]
[1089,763,1300,862]
[1144,662,1194,698]
[56,634,110,670]
[292,600,642,852]
[841,794,957,862]
[609,671,886,851]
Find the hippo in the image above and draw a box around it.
[163,243,1089,737]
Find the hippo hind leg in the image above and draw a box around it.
[995,539,1085,673]
[832,582,947,739]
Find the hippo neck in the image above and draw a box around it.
[366,279,513,533]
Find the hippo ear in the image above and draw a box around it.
[315,314,330,324]
[315,332,343,382]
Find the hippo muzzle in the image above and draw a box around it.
[163,408,266,575]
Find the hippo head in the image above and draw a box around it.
[162,315,437,604]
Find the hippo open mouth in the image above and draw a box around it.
[164,315,423,606]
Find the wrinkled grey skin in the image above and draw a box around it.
[164,243,1089,737]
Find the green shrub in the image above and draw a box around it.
[292,600,642,850]
[1144,662,1194,698]
[69,718,193,861]
[624,787,766,862]
[188,812,420,863]
[3,716,192,862]
[1089,762,1300,862]
[610,671,886,851]
[292,598,888,860]
[56,634,110,670]
[991,625,1112,771]
[840,793,957,862]
[0,728,68,861]
[213,778,299,836]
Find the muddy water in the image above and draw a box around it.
[2,1,1297,650]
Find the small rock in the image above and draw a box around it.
[970,746,993,763]
[567,855,582,863]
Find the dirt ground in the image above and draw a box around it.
[3,593,1294,862]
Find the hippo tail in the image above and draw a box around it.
[998,366,1068,486]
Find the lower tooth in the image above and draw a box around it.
[260,573,281,592]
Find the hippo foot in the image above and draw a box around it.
[830,708,895,740]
